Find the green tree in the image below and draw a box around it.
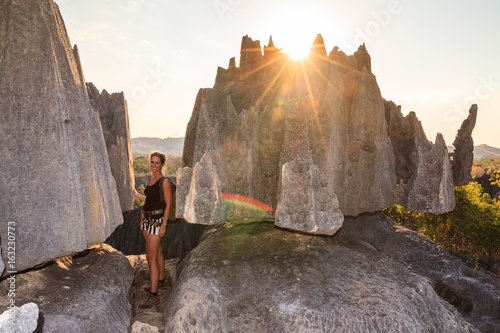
[133,184,146,209]
[133,156,149,174]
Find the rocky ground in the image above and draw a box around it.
[1,214,498,332]
[0,244,133,333]
[0,247,181,333]
[128,256,179,333]
[165,214,499,333]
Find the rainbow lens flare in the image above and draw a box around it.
[220,193,274,219]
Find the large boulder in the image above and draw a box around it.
[340,213,500,333]
[0,244,134,333]
[165,219,485,332]
[87,82,135,212]
[0,0,123,275]
[178,35,455,235]
[0,302,39,333]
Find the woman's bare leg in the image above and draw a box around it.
[157,243,165,281]
[144,231,162,293]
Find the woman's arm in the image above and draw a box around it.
[159,178,172,237]
[133,188,146,201]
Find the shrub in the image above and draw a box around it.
[383,182,500,260]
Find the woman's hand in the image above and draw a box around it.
[134,188,146,201]
[159,223,167,238]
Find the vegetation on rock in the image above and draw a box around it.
[472,158,500,184]
[384,181,500,260]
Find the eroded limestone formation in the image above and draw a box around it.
[0,245,133,332]
[0,0,122,275]
[385,101,455,213]
[452,104,478,186]
[178,35,456,235]
[87,82,135,212]
[166,219,484,332]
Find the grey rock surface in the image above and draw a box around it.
[385,100,455,213]
[87,82,135,211]
[452,104,478,186]
[178,35,455,235]
[275,155,343,235]
[0,244,134,333]
[0,0,123,275]
[131,321,160,333]
[0,247,3,280]
[177,153,224,224]
[340,212,500,333]
[0,302,39,333]
[165,220,481,333]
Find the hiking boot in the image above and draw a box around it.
[143,279,168,293]
[139,294,160,308]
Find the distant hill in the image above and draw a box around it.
[133,138,500,160]
[473,144,500,160]
[447,144,500,161]
[131,137,184,156]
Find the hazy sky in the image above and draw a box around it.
[57,0,500,147]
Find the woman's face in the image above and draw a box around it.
[150,156,163,173]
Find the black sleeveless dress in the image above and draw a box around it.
[141,178,166,235]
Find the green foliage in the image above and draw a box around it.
[383,182,500,259]
[489,169,500,187]
[133,156,149,174]
[472,158,500,178]
[133,184,145,209]
[133,155,182,176]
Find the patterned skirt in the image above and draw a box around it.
[141,213,164,236]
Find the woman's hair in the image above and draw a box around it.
[149,151,166,165]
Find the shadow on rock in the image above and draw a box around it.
[105,207,207,260]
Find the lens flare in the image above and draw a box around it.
[220,193,274,213]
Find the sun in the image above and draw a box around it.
[258,4,331,61]
[282,43,311,61]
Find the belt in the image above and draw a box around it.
[144,209,164,215]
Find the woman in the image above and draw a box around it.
[133,151,172,308]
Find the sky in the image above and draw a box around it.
[56,0,500,147]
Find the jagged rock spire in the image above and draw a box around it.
[239,35,263,74]
[310,34,327,59]
[452,104,478,186]
[178,34,456,235]
[354,43,372,72]
[264,35,280,60]
[268,35,275,48]
[87,82,135,212]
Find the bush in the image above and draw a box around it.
[383,182,500,260]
